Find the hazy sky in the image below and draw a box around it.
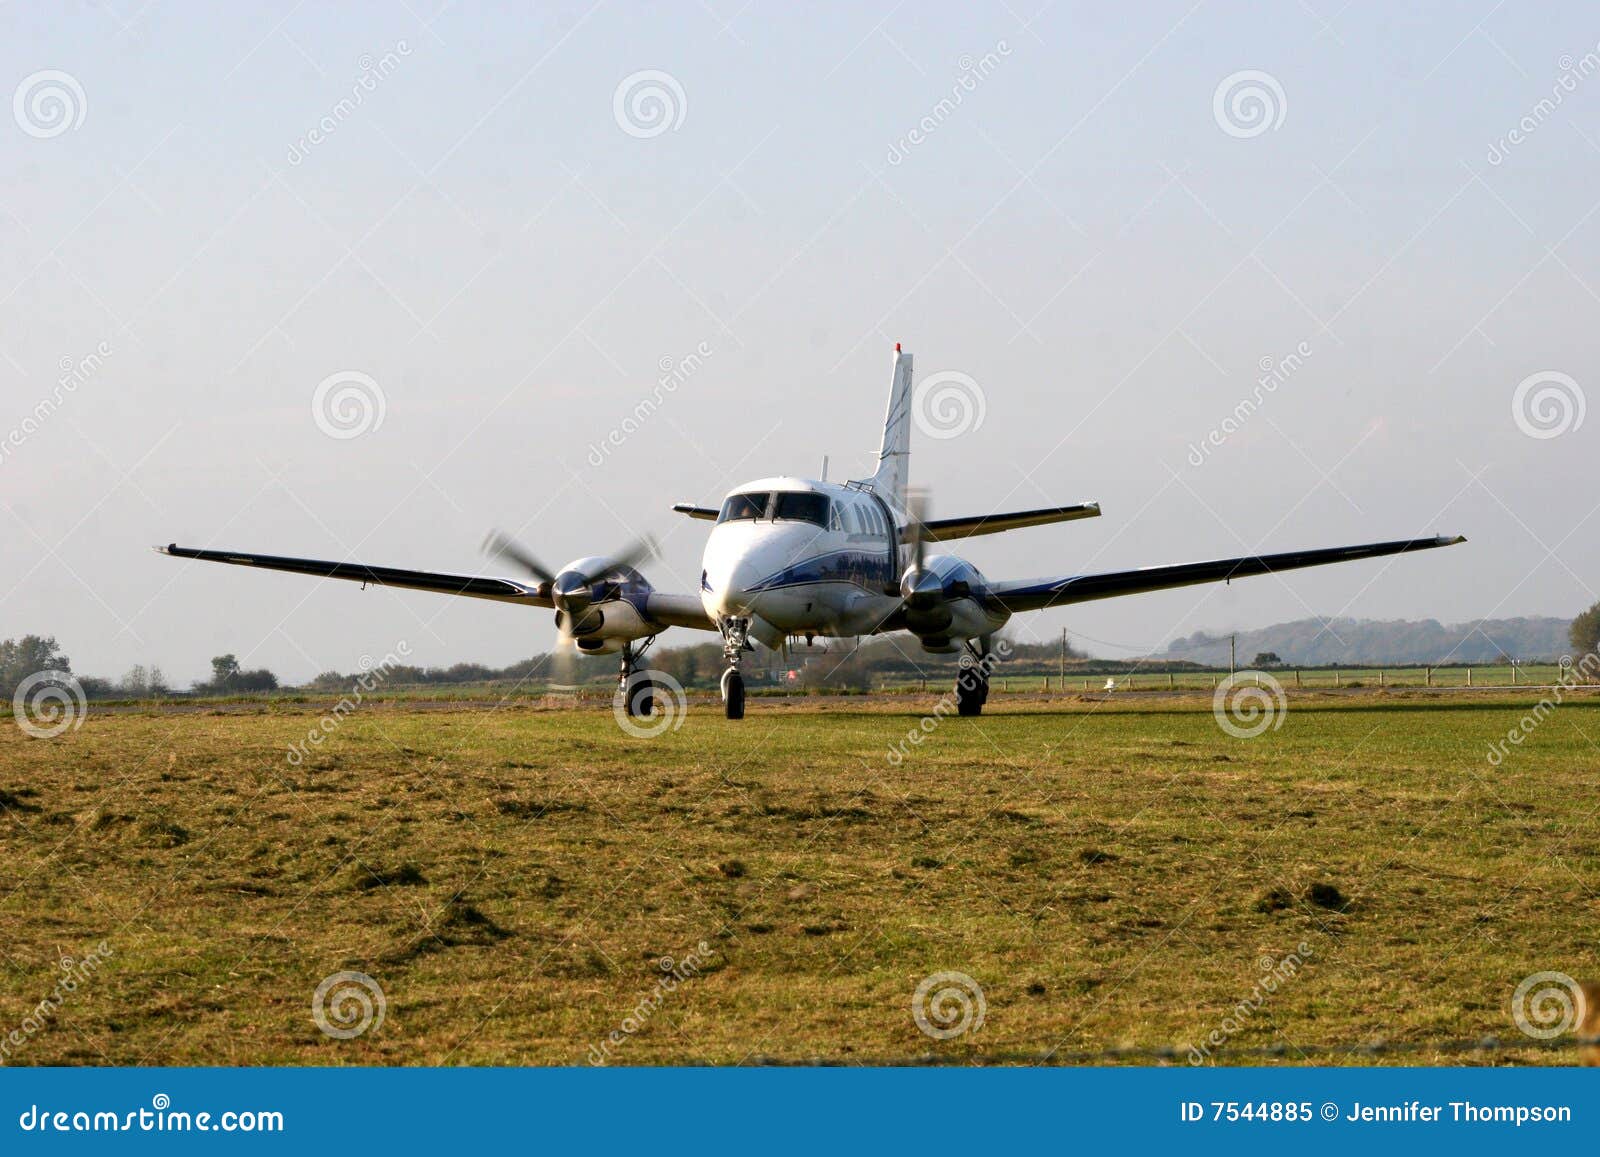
[4,1,1598,684]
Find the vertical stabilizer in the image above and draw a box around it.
[869,344,912,506]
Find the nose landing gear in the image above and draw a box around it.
[719,617,751,720]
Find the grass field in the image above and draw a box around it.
[2,690,1597,1066]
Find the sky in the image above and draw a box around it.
[2,0,1598,685]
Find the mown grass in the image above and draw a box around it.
[1,690,1597,1066]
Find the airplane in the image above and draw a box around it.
[157,345,1465,721]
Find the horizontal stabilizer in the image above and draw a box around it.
[906,502,1101,542]
[672,503,718,521]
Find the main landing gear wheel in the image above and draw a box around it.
[721,669,745,720]
[623,675,657,718]
[955,647,990,717]
[617,639,659,718]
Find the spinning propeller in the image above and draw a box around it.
[899,488,953,634]
[483,530,658,643]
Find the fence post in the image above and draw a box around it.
[1295,669,1301,688]
[1466,668,1471,687]
[1380,670,1385,687]
[1426,667,1432,687]
[1335,671,1341,687]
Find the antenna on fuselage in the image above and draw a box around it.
[820,455,829,482]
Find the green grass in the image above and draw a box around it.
[2,690,1597,1065]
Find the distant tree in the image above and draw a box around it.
[196,653,276,695]
[210,654,241,686]
[1252,651,1284,668]
[1572,601,1600,658]
[0,635,71,697]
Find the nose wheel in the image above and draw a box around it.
[720,668,745,719]
[719,617,751,720]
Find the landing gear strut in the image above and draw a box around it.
[719,617,750,720]
[618,638,658,718]
[955,638,992,717]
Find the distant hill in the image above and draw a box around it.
[1163,617,1572,666]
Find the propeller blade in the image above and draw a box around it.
[482,530,557,585]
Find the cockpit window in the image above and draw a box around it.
[718,492,770,522]
[773,492,830,527]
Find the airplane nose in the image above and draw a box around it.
[707,559,762,617]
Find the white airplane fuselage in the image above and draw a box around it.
[698,475,1008,651]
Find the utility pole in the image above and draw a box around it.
[1229,633,1236,675]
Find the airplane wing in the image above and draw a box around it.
[155,544,550,606]
[909,502,1101,542]
[991,535,1466,612]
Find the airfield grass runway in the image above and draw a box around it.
[2,690,1596,1065]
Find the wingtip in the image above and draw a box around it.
[153,543,173,555]
[1443,534,1467,546]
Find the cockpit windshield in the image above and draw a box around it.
[773,492,830,527]
[717,492,770,522]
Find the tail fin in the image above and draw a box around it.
[869,344,913,506]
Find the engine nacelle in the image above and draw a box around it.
[905,554,1010,651]
[558,564,662,654]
